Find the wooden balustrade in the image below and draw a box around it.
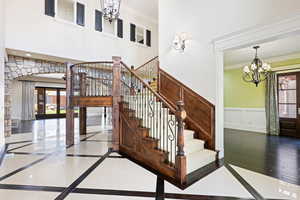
[119,61,187,183]
[65,57,215,185]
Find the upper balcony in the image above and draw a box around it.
[4,0,158,66]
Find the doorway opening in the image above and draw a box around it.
[35,87,66,119]
[223,33,300,186]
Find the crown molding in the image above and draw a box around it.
[213,14,300,51]
[225,52,300,70]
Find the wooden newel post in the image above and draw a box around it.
[79,72,87,135]
[66,63,75,146]
[112,56,122,151]
[175,100,187,184]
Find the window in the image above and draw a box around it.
[60,90,66,114]
[45,0,55,17]
[95,10,103,32]
[146,30,151,47]
[76,2,85,26]
[130,23,151,47]
[117,19,123,38]
[130,23,136,42]
[278,74,297,118]
[46,89,57,114]
[57,0,75,22]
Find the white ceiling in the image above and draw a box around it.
[224,34,300,67]
[123,0,158,20]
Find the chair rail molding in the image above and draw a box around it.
[213,14,300,157]
[224,107,266,133]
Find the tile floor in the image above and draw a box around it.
[0,119,299,199]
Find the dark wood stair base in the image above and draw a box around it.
[120,102,177,179]
[119,101,220,188]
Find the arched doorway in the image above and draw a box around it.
[4,55,66,137]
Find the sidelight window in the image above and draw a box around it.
[278,75,297,118]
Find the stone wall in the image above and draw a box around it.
[4,55,66,136]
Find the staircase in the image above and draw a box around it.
[65,57,218,187]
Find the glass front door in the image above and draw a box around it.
[278,73,300,137]
[35,87,66,119]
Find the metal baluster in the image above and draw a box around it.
[162,105,165,152]
[141,85,144,127]
[151,93,154,138]
[166,112,169,162]
[159,102,162,149]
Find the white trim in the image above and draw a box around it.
[273,64,300,73]
[215,50,224,158]
[213,14,300,51]
[213,14,300,158]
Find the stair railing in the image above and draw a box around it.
[71,62,114,97]
[135,57,215,150]
[120,61,187,183]
[134,56,159,84]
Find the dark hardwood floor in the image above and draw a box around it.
[225,128,300,185]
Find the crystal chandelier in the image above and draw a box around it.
[100,0,121,23]
[243,46,271,87]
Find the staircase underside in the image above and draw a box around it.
[119,147,222,190]
[119,101,219,187]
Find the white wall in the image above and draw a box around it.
[224,108,266,133]
[0,0,5,147]
[11,81,22,120]
[159,0,300,156]
[4,0,158,67]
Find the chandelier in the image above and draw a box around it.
[243,46,271,87]
[100,0,121,23]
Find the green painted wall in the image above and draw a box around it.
[224,68,266,108]
[224,58,300,108]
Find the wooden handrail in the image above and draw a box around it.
[71,61,113,66]
[134,56,158,71]
[121,61,176,114]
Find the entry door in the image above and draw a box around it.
[278,73,300,137]
[35,87,66,119]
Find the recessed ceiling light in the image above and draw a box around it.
[25,53,32,57]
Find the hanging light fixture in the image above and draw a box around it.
[100,0,121,23]
[242,46,271,87]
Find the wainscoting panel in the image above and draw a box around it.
[224,108,266,133]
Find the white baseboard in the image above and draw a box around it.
[224,107,266,133]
